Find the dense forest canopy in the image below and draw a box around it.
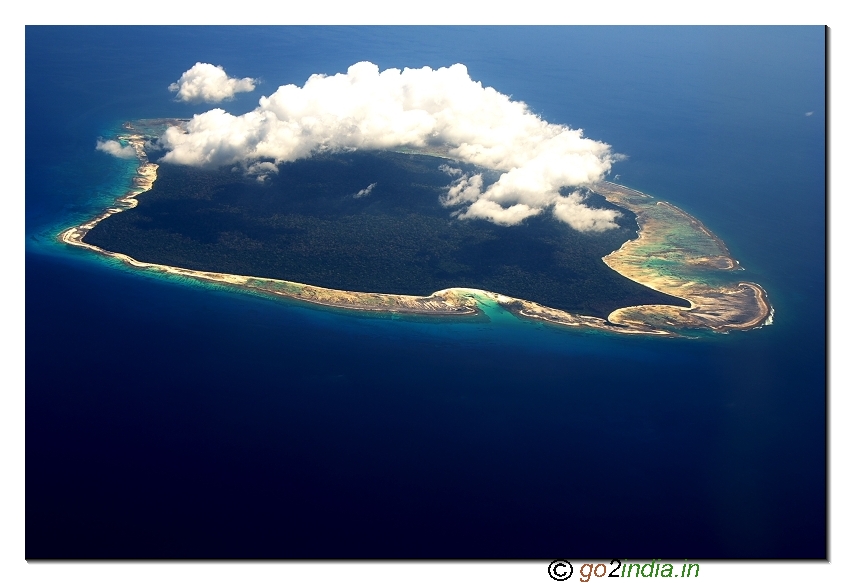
[85,151,689,317]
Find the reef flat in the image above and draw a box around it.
[597,182,771,332]
[498,182,771,335]
[61,120,771,336]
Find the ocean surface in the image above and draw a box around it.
[25,26,825,558]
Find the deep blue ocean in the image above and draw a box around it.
[25,26,825,558]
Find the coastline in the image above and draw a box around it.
[60,123,772,336]
[592,181,771,333]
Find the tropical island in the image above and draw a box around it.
[60,120,771,337]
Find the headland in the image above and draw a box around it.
[496,182,772,335]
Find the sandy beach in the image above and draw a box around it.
[61,128,772,336]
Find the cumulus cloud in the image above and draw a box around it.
[96,139,136,159]
[353,182,377,198]
[245,161,278,182]
[439,164,462,177]
[442,173,484,207]
[553,192,622,232]
[169,63,256,103]
[458,198,541,226]
[159,61,622,230]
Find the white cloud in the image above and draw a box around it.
[439,164,462,177]
[552,192,621,232]
[456,198,542,225]
[353,183,377,198]
[159,61,622,230]
[168,63,256,103]
[95,139,136,159]
[245,161,278,182]
[442,173,484,207]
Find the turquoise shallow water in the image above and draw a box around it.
[26,26,825,558]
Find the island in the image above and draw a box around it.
[60,120,772,337]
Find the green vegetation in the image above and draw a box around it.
[85,150,689,318]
